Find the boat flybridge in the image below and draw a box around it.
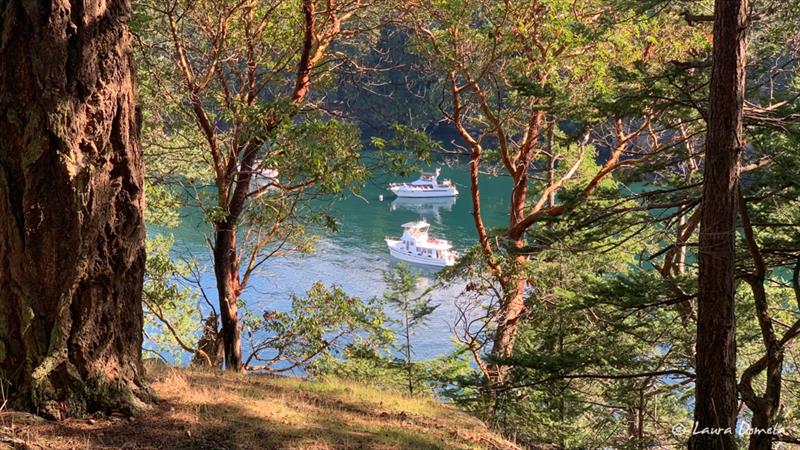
[388,168,458,198]
[385,220,458,267]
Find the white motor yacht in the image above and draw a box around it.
[249,162,279,191]
[385,220,458,267]
[388,168,458,198]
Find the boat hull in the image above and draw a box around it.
[389,187,459,198]
[385,239,455,267]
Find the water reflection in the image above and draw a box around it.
[389,196,457,223]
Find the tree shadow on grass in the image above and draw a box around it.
[9,398,195,449]
[183,401,464,450]
[16,402,464,449]
[11,381,470,449]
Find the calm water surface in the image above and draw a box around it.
[162,155,513,360]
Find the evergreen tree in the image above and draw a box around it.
[383,264,438,396]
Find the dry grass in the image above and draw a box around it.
[0,368,519,450]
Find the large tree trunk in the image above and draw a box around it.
[690,0,748,447]
[213,225,243,371]
[0,0,147,417]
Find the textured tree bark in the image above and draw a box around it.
[192,315,224,368]
[213,225,243,371]
[0,0,148,417]
[690,0,748,447]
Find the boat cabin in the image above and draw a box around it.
[386,220,458,266]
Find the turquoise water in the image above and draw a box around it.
[162,154,513,360]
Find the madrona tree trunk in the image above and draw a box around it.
[690,0,748,447]
[213,224,243,371]
[487,111,542,383]
[488,253,527,382]
[0,0,148,417]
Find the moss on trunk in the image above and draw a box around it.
[0,0,148,417]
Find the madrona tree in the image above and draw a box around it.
[0,0,147,416]
[406,0,703,383]
[135,0,384,370]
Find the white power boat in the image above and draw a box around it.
[388,168,458,198]
[385,220,458,267]
[249,162,279,192]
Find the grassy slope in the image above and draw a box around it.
[1,369,519,450]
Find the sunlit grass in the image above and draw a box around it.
[148,368,515,449]
[6,368,516,449]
